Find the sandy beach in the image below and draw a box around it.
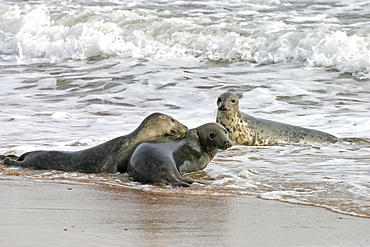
[1,175,369,247]
[1,1,370,246]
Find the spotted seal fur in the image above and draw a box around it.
[216,92,338,145]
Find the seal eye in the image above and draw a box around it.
[171,118,175,122]
[217,98,221,103]
[231,99,236,103]
[210,133,217,139]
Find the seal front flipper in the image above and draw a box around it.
[181,177,194,184]
[169,181,191,187]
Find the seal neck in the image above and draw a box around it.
[125,125,157,147]
[196,130,217,160]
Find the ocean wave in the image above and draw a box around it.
[1,2,369,78]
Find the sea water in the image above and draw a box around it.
[0,0,369,217]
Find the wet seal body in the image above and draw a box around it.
[216,92,338,145]
[127,123,232,187]
[1,113,188,173]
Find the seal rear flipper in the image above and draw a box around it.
[1,154,18,161]
[339,137,370,145]
[0,155,6,162]
[2,157,22,167]
[7,155,19,160]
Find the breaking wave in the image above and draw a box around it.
[1,1,370,78]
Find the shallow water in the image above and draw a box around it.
[1,0,370,217]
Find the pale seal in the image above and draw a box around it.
[1,113,188,173]
[216,92,338,145]
[127,123,232,187]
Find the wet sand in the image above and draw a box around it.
[1,176,369,247]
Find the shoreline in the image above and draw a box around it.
[1,175,369,247]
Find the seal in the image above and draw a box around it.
[127,123,232,187]
[1,113,188,173]
[216,92,339,145]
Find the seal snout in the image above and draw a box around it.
[223,140,232,150]
[180,126,189,137]
[218,104,228,111]
[171,125,188,138]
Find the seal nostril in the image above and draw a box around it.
[219,105,227,111]
[224,141,232,148]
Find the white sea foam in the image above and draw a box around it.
[1,1,370,78]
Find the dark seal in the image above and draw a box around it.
[127,123,232,187]
[216,92,339,145]
[1,113,188,173]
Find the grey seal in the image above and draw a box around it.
[1,113,188,173]
[216,92,338,145]
[127,122,232,187]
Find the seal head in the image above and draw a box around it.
[196,123,232,157]
[140,112,188,139]
[216,92,256,145]
[217,92,239,113]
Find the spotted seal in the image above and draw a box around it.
[216,92,338,145]
[127,123,232,187]
[1,113,188,173]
